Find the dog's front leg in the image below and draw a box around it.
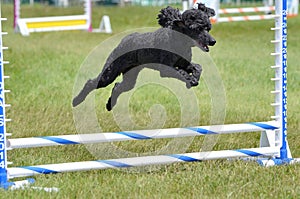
[181,63,202,87]
[177,69,195,88]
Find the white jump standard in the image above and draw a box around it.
[14,0,112,36]
[14,0,92,36]
[0,0,299,190]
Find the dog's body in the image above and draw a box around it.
[73,4,216,110]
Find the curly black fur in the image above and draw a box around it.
[73,4,216,111]
[157,6,182,28]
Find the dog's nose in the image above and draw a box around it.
[209,39,216,46]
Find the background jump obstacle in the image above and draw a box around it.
[0,0,299,190]
[14,0,112,36]
[192,0,298,23]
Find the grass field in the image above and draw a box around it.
[1,3,300,198]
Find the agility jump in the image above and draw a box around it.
[188,0,298,23]
[0,0,299,190]
[14,0,112,36]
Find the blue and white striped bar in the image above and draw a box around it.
[7,147,278,178]
[8,121,279,149]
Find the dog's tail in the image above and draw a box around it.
[157,6,182,28]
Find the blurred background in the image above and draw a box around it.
[1,0,276,7]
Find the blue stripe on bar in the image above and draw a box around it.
[39,136,79,145]
[115,132,151,140]
[185,127,217,134]
[248,122,278,130]
[97,160,132,168]
[168,154,200,162]
[235,149,263,157]
[20,166,58,174]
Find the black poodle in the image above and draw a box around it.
[73,4,216,111]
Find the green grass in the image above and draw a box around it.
[1,4,300,198]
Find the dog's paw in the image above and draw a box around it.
[187,76,199,88]
[72,99,78,107]
[185,82,192,89]
[178,69,189,78]
[190,64,202,81]
[190,79,199,87]
[72,95,84,107]
[106,98,112,111]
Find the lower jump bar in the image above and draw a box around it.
[7,147,278,178]
[8,121,279,149]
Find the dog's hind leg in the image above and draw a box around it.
[106,67,141,111]
[72,63,121,107]
[72,78,99,107]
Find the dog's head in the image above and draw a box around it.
[157,4,216,52]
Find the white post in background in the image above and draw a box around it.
[58,0,69,7]
[263,0,273,14]
[287,0,299,17]
[84,0,92,32]
[13,0,20,31]
[182,0,189,11]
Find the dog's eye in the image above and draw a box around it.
[190,16,196,20]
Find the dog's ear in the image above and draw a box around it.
[157,6,182,28]
[182,9,207,30]
[206,7,216,17]
[197,3,215,17]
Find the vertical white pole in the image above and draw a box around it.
[279,0,288,160]
[0,8,9,189]
[14,0,20,31]
[182,0,189,11]
[272,0,289,160]
[84,0,92,32]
